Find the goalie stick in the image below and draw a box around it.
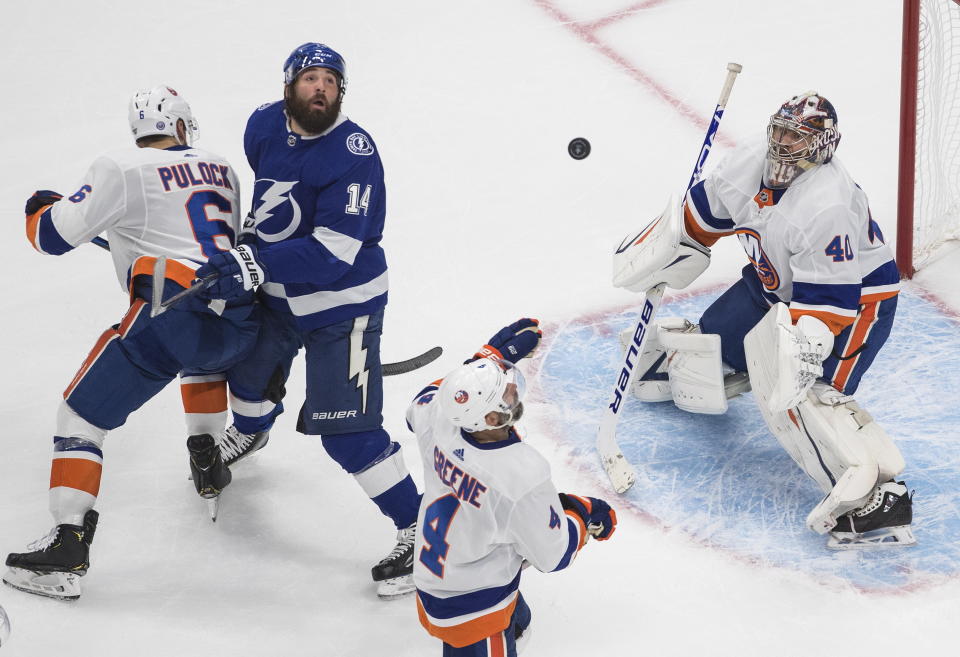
[597,62,742,494]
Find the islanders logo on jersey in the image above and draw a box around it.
[736,228,781,291]
[454,390,469,404]
[347,133,374,156]
[251,179,302,243]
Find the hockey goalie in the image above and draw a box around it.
[612,92,915,549]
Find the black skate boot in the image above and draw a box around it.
[216,425,270,467]
[373,523,417,600]
[188,433,232,521]
[827,481,916,549]
[3,509,99,600]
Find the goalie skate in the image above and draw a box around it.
[827,481,917,550]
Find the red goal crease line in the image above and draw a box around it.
[531,0,737,147]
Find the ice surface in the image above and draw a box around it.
[1,1,958,656]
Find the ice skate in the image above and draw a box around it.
[376,574,415,600]
[3,509,99,600]
[188,433,232,521]
[216,425,270,467]
[827,481,916,549]
[372,523,416,599]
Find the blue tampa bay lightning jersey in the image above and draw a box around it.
[243,101,388,330]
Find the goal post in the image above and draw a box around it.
[897,0,960,278]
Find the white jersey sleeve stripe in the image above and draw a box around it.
[312,226,363,265]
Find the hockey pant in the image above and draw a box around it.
[226,306,420,529]
[700,265,897,395]
[441,593,531,657]
[51,295,259,526]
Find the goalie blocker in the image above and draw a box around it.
[614,196,748,414]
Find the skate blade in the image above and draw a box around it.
[827,525,917,550]
[2,567,82,600]
[376,574,415,600]
[204,496,220,522]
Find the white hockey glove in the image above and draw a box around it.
[764,307,834,412]
[612,195,710,293]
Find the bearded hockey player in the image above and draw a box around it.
[612,92,914,549]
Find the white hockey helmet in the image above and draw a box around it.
[128,85,198,145]
[438,358,526,433]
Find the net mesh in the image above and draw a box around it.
[914,0,960,268]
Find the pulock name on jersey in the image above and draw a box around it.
[433,446,488,509]
[156,162,235,193]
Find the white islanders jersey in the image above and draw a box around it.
[26,145,241,292]
[683,142,900,333]
[407,381,586,648]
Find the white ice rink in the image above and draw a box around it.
[2,1,960,655]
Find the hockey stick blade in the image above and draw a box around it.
[382,346,443,376]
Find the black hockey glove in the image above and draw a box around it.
[25,189,63,215]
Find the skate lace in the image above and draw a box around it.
[217,426,255,461]
[379,524,417,563]
[26,526,60,552]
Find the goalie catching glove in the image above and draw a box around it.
[195,245,267,300]
[473,318,542,363]
[612,194,711,293]
[558,493,617,540]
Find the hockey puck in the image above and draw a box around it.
[568,137,591,160]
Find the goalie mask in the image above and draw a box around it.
[438,358,526,433]
[764,92,841,189]
[128,86,198,145]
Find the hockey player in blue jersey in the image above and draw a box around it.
[194,42,422,597]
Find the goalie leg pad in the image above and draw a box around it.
[749,376,907,534]
[659,325,728,414]
[619,317,687,402]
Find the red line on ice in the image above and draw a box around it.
[532,0,735,147]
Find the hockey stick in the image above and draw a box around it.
[597,62,742,494]
[150,256,442,375]
[383,345,443,376]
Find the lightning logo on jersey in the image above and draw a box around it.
[349,315,370,413]
[252,179,300,243]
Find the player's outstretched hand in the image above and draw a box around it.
[559,493,617,541]
[475,318,542,363]
[195,245,267,300]
[25,190,63,215]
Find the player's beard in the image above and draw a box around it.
[285,88,341,135]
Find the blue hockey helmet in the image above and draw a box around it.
[283,42,347,92]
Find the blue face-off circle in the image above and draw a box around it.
[537,286,960,591]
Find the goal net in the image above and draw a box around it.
[898,0,960,276]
